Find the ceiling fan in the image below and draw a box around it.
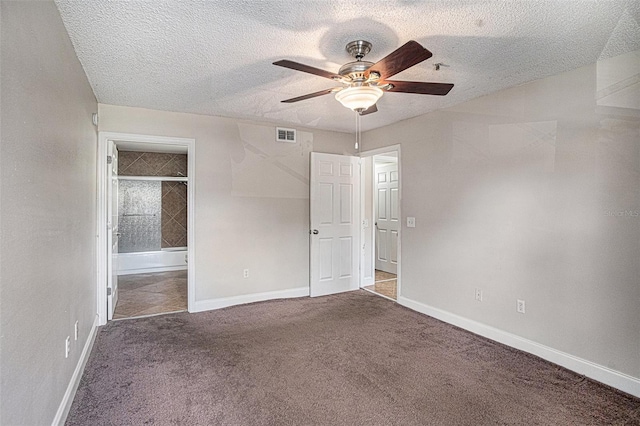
[273,40,454,116]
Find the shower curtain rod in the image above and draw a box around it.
[117,176,187,182]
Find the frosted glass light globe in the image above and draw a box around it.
[335,86,383,111]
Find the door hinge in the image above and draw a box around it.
[107,155,113,164]
[107,287,112,296]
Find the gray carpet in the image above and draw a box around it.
[67,291,640,425]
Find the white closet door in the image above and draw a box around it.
[375,162,398,274]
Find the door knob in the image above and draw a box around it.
[310,229,319,235]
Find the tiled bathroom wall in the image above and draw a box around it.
[118,151,187,177]
[161,181,187,248]
[118,180,162,253]
[118,151,188,250]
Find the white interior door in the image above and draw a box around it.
[310,152,361,297]
[375,162,399,274]
[107,141,119,320]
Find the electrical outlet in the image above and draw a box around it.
[475,288,483,302]
[243,269,249,278]
[517,299,526,314]
[65,336,70,358]
[74,321,79,341]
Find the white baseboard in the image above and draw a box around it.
[52,314,100,426]
[191,286,310,313]
[398,296,640,399]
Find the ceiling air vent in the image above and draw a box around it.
[276,127,297,143]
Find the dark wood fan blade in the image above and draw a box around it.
[273,60,341,80]
[365,41,433,79]
[281,88,337,103]
[359,104,378,115]
[384,81,454,96]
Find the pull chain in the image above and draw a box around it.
[355,111,361,151]
[355,111,359,150]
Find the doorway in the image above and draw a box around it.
[112,149,188,319]
[97,133,195,325]
[359,146,401,301]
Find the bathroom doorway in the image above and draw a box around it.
[113,149,189,319]
[97,133,195,325]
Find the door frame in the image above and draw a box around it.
[359,144,402,298]
[107,140,119,320]
[96,132,196,325]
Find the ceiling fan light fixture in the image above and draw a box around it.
[335,86,383,112]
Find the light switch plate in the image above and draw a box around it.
[407,217,416,228]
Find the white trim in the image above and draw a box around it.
[398,296,640,398]
[358,145,402,298]
[96,135,108,325]
[359,144,402,158]
[358,158,375,287]
[52,315,99,426]
[192,287,310,313]
[186,138,196,313]
[97,132,196,325]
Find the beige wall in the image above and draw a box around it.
[0,1,98,424]
[363,57,640,379]
[98,104,354,301]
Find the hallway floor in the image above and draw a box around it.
[364,270,397,300]
[113,270,187,319]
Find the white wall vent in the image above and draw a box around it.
[276,127,297,143]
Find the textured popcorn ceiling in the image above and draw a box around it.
[55,0,640,133]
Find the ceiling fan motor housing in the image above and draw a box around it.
[340,40,377,83]
[339,61,374,80]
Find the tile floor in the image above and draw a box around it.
[113,270,187,319]
[364,270,398,300]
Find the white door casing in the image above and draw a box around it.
[107,142,119,319]
[375,162,399,274]
[97,132,195,326]
[107,141,119,319]
[310,152,361,297]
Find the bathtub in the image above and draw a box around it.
[116,247,188,275]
